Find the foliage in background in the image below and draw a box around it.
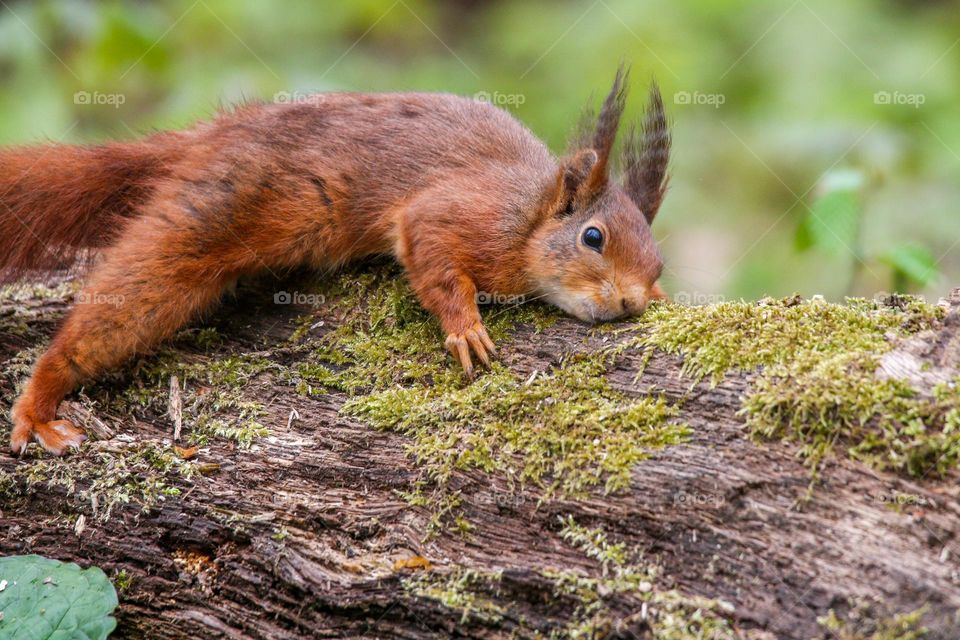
[796,168,939,294]
[0,0,957,299]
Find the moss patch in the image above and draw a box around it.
[636,295,940,384]
[403,518,740,638]
[817,606,929,640]
[286,265,687,510]
[634,295,956,478]
[403,568,505,625]
[1,442,194,521]
[348,355,685,499]
[551,517,739,639]
[102,351,273,448]
[287,264,560,394]
[0,284,277,519]
[745,358,960,477]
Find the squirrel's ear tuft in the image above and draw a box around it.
[586,65,629,192]
[566,66,629,196]
[623,81,670,225]
[545,149,597,218]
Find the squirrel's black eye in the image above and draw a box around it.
[582,226,604,252]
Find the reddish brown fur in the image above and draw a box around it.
[0,141,175,281]
[2,70,670,456]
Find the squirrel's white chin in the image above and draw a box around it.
[545,291,621,324]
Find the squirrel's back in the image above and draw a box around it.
[258,92,554,169]
[0,92,556,281]
[206,93,558,212]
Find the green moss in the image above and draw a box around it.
[347,354,686,500]
[105,353,273,448]
[190,327,225,350]
[0,314,30,337]
[284,266,679,518]
[634,295,956,479]
[549,518,738,639]
[0,288,272,519]
[112,569,132,593]
[636,296,941,384]
[559,515,629,570]
[818,606,929,640]
[398,484,468,537]
[287,265,560,394]
[7,442,195,521]
[744,356,960,477]
[403,568,505,625]
[407,520,731,638]
[400,519,738,637]
[405,549,739,640]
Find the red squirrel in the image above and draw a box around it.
[0,67,670,456]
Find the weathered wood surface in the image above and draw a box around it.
[1,281,958,639]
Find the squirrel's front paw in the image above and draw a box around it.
[445,322,497,380]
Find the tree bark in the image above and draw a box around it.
[1,280,958,640]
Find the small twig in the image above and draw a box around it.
[169,375,183,441]
[63,401,114,440]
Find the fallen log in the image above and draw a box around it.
[1,270,958,639]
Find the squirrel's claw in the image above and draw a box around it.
[446,322,496,380]
[10,432,28,457]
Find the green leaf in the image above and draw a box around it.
[881,243,939,288]
[0,555,118,640]
[799,169,865,257]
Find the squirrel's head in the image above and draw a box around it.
[527,66,671,322]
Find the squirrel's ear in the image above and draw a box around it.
[545,149,598,217]
[565,66,629,197]
[562,149,598,199]
[623,81,670,225]
[586,65,629,192]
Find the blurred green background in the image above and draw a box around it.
[1,0,958,302]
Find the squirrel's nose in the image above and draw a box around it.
[622,296,648,317]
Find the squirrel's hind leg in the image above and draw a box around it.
[10,212,243,456]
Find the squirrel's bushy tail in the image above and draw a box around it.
[0,141,168,282]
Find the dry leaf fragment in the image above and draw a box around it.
[393,556,433,572]
[174,445,199,460]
